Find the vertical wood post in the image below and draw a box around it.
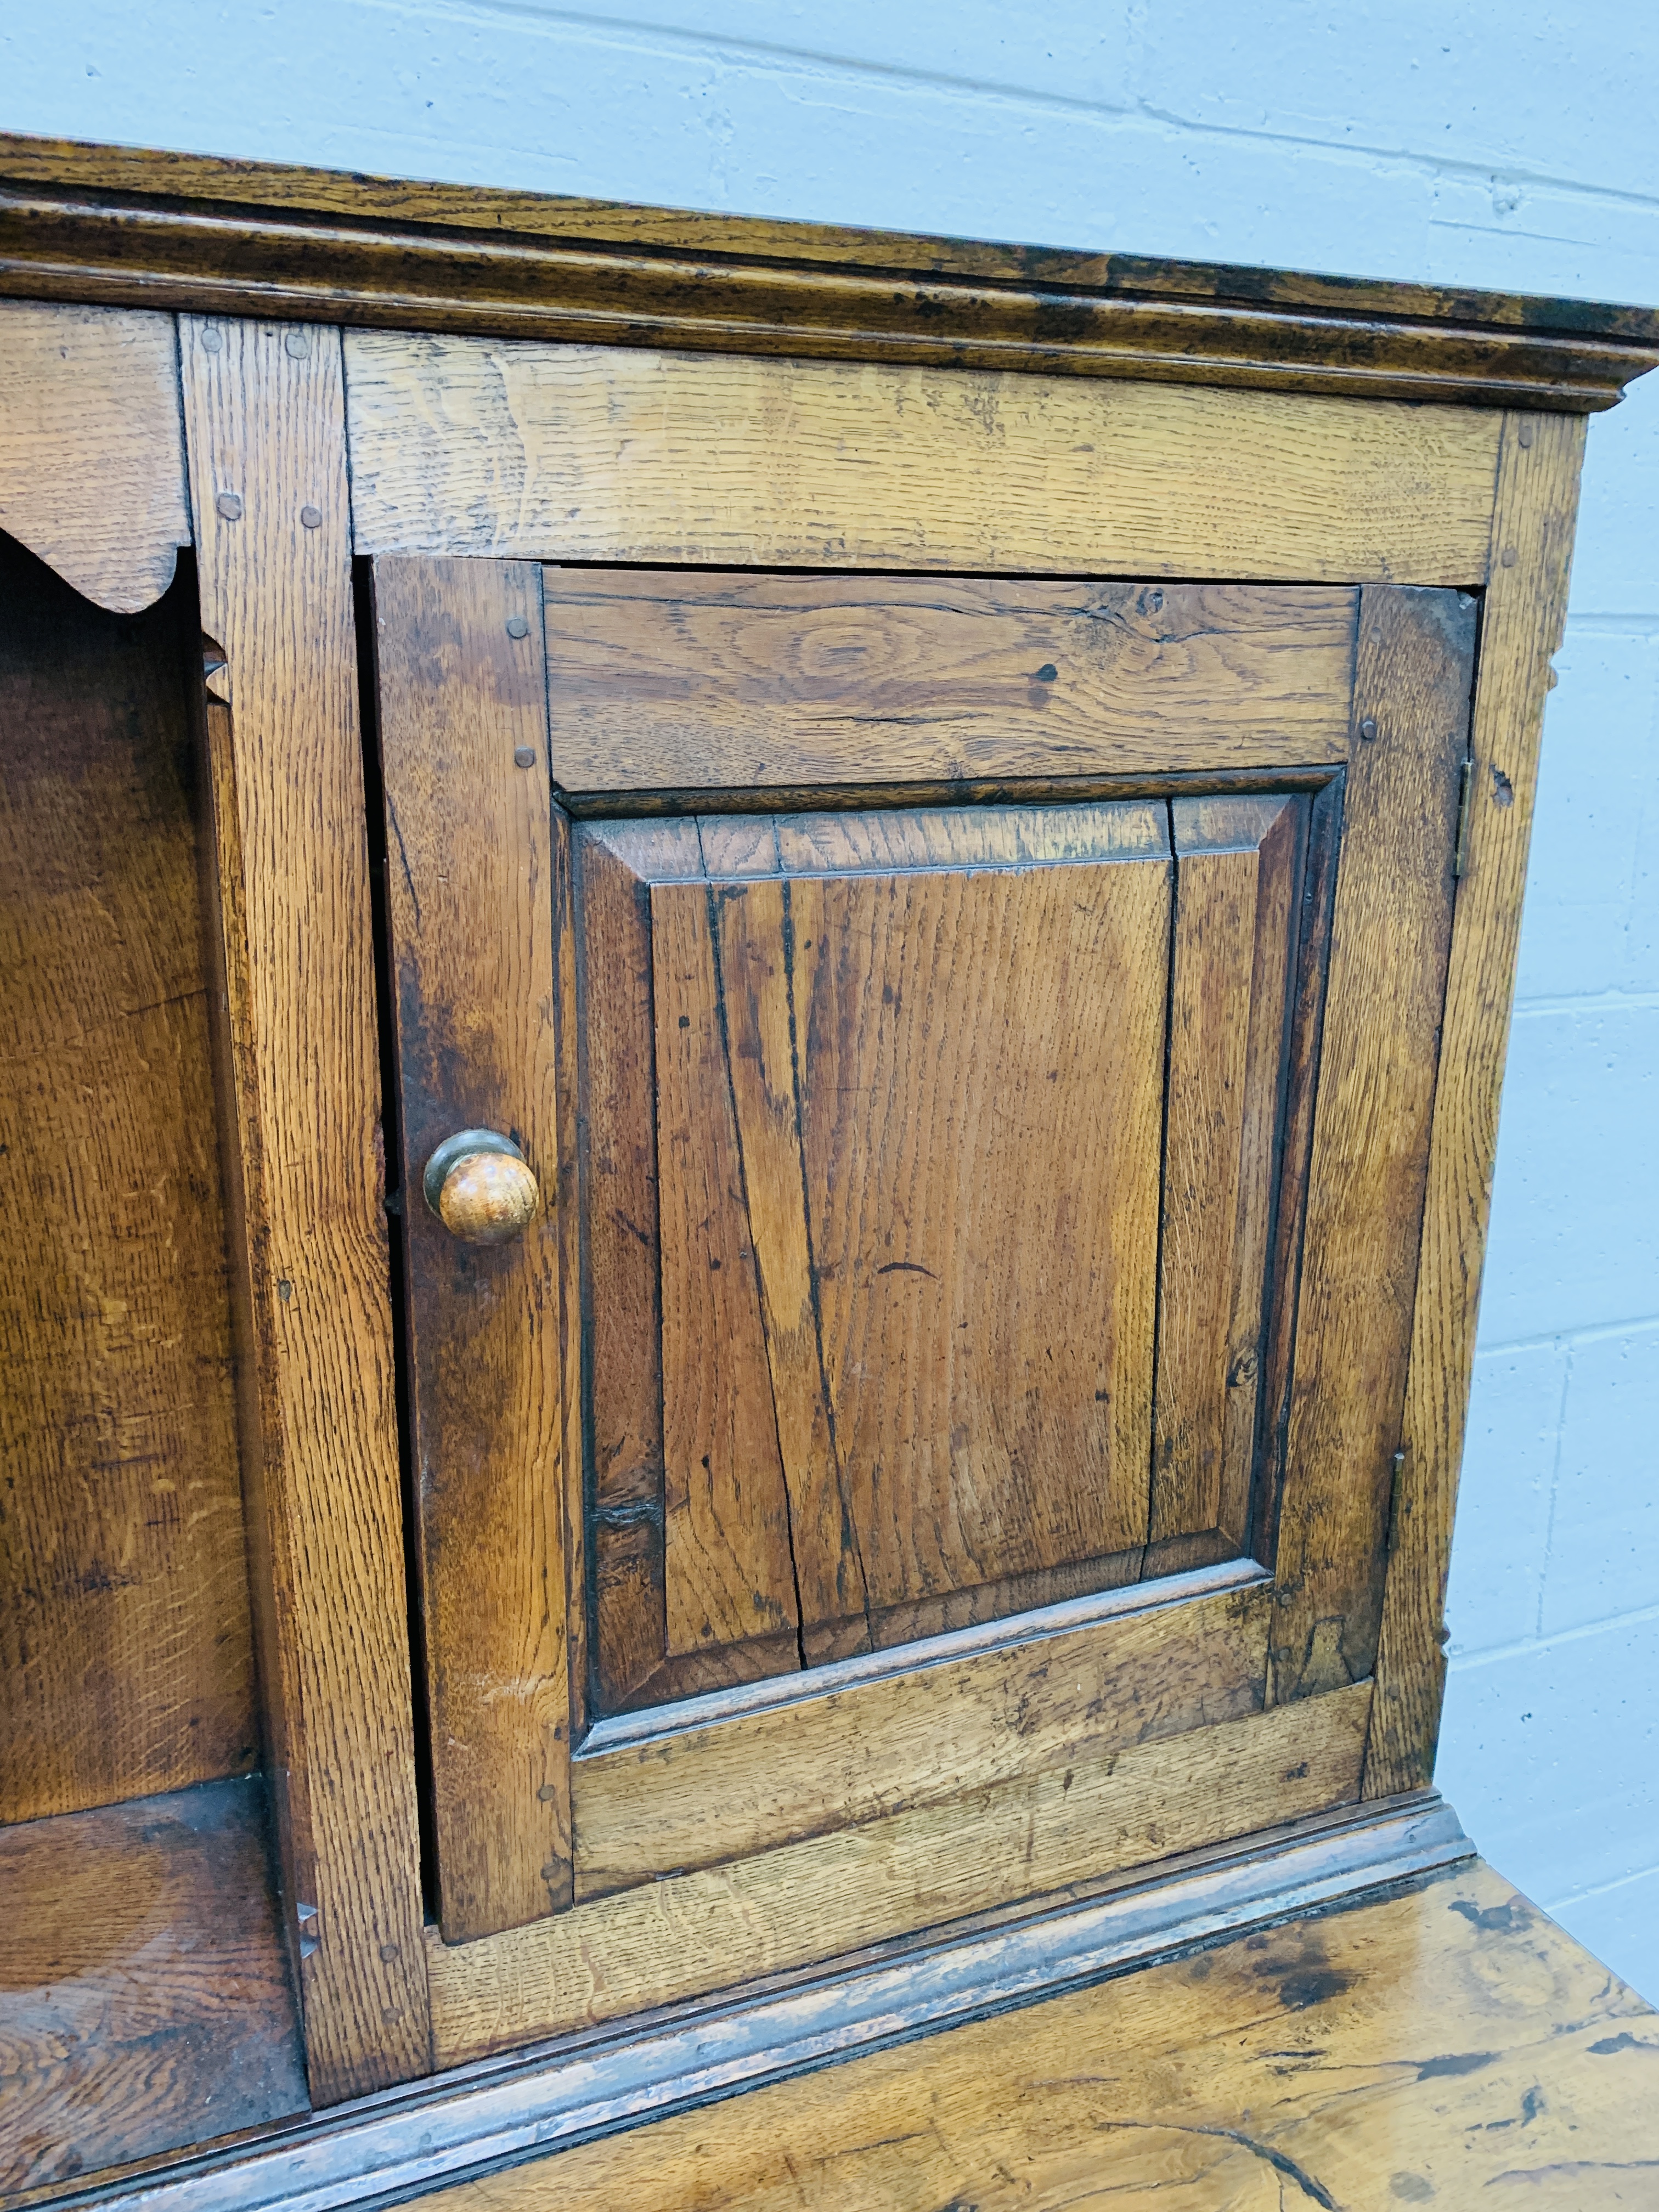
[1367,412,1588,1799]
[180,315,431,2100]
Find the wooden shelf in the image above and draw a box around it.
[424,1857,1659,2212]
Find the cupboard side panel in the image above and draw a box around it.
[1367,415,1587,1797]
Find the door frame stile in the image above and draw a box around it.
[180,313,432,2102]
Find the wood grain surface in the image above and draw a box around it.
[0,535,255,1825]
[181,316,430,2101]
[653,874,818,1674]
[0,1777,306,2198]
[781,821,1169,1640]
[1150,797,1301,1564]
[7,134,1659,409]
[423,1858,1659,2212]
[0,299,189,613]
[584,803,1174,1695]
[542,575,1358,794]
[372,556,571,1942]
[571,1575,1269,1898]
[1368,416,1589,1799]
[345,334,1502,586]
[1268,589,1476,1708]
[427,1684,1370,2062]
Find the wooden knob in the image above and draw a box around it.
[422,1130,540,1245]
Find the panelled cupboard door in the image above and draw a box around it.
[373,560,1474,1985]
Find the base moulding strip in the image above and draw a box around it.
[43,1792,1473,2212]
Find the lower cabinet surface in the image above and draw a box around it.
[7,1814,1655,2212]
[423,1860,1659,2212]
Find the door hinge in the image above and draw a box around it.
[1453,757,1475,878]
[1385,1448,1409,1557]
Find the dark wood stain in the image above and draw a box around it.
[0,1775,307,2196]
[574,826,673,1716]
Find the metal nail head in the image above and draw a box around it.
[285,329,311,358]
[1359,716,1378,741]
[199,326,223,354]
[505,614,531,639]
[215,491,244,521]
[514,746,537,769]
[300,504,323,529]
[1500,546,1519,568]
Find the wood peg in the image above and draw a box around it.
[423,1129,540,1244]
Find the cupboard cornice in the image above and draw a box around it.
[2,129,1657,413]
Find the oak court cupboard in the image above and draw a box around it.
[3,128,1658,2209]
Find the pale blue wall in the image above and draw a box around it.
[8,2,1655,1995]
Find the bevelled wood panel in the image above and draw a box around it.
[0,535,255,1825]
[371,555,572,1943]
[542,575,1358,796]
[344,335,1502,586]
[0,299,189,614]
[1147,797,1302,1575]
[571,1569,1269,1898]
[579,802,1172,1702]
[0,1777,306,2197]
[574,823,677,1716]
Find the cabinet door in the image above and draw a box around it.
[372,562,1473,1997]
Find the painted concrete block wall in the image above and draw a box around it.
[5,3,1656,1993]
